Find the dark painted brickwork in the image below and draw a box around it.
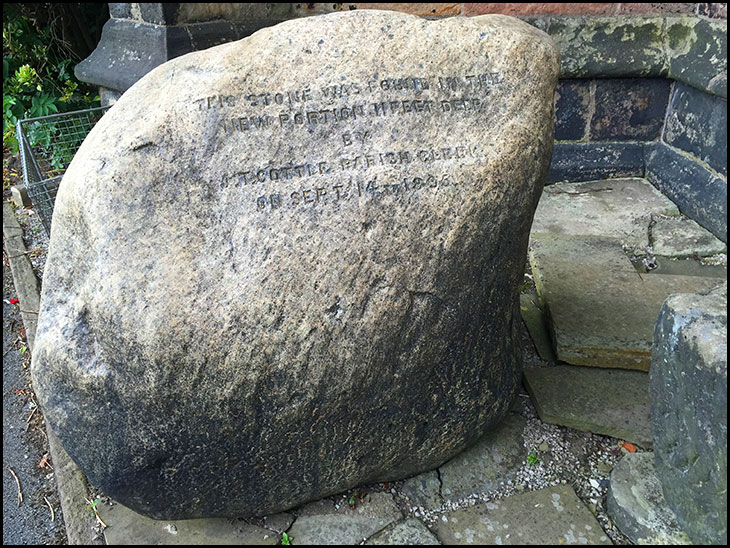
[645,143,727,242]
[554,80,591,141]
[664,82,728,176]
[590,79,671,141]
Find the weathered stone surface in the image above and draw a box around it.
[400,471,443,511]
[529,234,724,369]
[439,414,526,502]
[547,142,645,183]
[553,79,590,141]
[287,493,402,545]
[96,501,277,545]
[650,216,727,258]
[606,453,691,545]
[644,142,728,243]
[531,178,680,253]
[590,78,670,141]
[519,289,556,362]
[33,11,560,519]
[664,82,727,176]
[523,365,652,447]
[666,17,728,98]
[436,485,611,545]
[541,16,666,79]
[365,518,441,545]
[650,283,727,544]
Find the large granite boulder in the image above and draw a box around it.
[32,11,559,519]
[650,282,727,544]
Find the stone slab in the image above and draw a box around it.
[365,518,440,545]
[11,184,32,208]
[436,484,611,545]
[531,178,680,254]
[287,492,402,545]
[96,501,277,545]
[519,289,557,362]
[650,215,727,258]
[3,203,41,349]
[523,365,652,447]
[439,414,526,503]
[606,452,691,545]
[529,233,724,370]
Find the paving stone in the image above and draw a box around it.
[261,512,294,534]
[606,453,691,545]
[96,501,277,545]
[529,234,724,370]
[365,518,440,545]
[523,365,652,447]
[439,414,526,503]
[436,485,611,545]
[531,178,680,253]
[650,215,727,258]
[400,471,442,511]
[287,492,402,545]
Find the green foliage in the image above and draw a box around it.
[527,451,540,466]
[281,531,292,545]
[3,5,101,151]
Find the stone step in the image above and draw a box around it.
[531,178,681,255]
[523,365,652,447]
[528,233,724,370]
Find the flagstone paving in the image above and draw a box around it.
[285,493,403,545]
[523,365,652,447]
[650,215,727,258]
[439,414,526,503]
[96,501,277,545]
[529,233,724,370]
[364,518,440,545]
[531,178,680,254]
[435,484,612,545]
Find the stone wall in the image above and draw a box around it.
[79,3,727,240]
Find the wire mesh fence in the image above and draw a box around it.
[16,106,109,235]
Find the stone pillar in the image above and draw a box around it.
[75,3,294,104]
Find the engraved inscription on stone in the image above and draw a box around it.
[190,72,506,213]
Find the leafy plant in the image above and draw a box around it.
[3,4,103,151]
[527,450,540,466]
[280,531,292,545]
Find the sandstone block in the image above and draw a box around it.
[32,11,560,518]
